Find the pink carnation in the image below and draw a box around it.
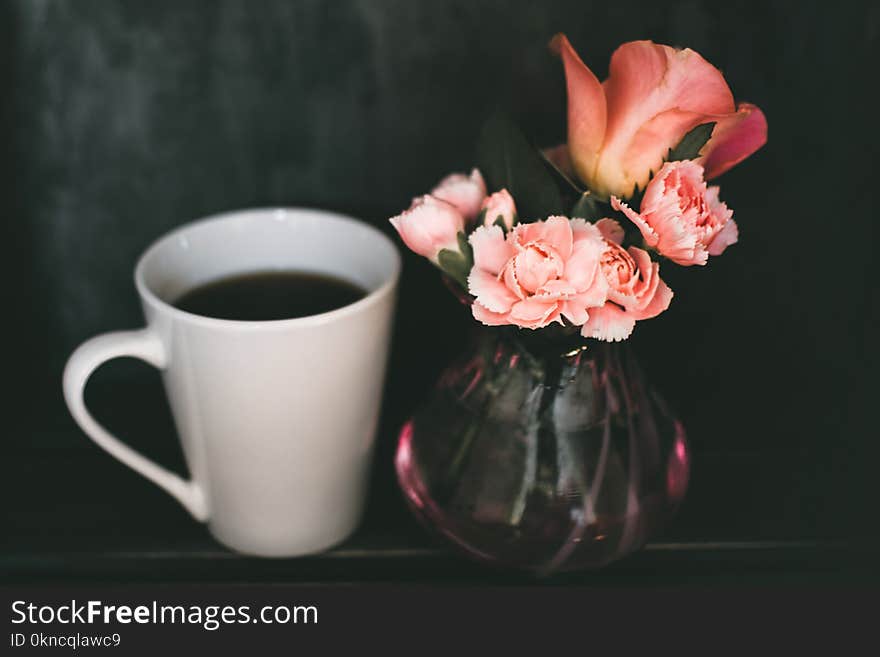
[612,161,738,266]
[389,195,465,264]
[467,216,608,330]
[581,218,674,342]
[431,169,487,222]
[480,189,517,230]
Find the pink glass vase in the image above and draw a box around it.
[395,328,689,574]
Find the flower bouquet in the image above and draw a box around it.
[390,35,767,573]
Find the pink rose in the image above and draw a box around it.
[612,161,738,266]
[480,189,517,230]
[552,34,767,199]
[467,216,608,330]
[431,168,487,222]
[581,219,673,342]
[389,195,465,263]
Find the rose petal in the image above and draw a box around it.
[620,109,713,194]
[604,41,734,127]
[542,143,577,181]
[700,103,768,180]
[551,34,607,193]
[593,40,736,197]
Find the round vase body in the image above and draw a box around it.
[396,329,689,574]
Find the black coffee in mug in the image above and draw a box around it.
[173,270,367,321]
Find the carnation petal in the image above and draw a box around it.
[636,276,673,320]
[431,169,487,221]
[537,216,574,258]
[561,299,590,326]
[596,215,629,245]
[389,195,463,262]
[480,189,517,230]
[628,245,655,277]
[502,259,526,300]
[570,217,603,242]
[469,224,514,274]
[565,235,605,291]
[472,301,511,327]
[509,298,560,329]
[467,268,517,313]
[562,286,608,325]
[580,303,636,342]
[706,217,738,256]
[536,279,577,299]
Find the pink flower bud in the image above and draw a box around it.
[480,189,517,230]
[389,195,465,264]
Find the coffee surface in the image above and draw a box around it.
[173,270,367,320]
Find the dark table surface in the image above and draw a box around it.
[3,373,877,587]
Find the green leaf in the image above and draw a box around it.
[539,149,583,195]
[492,215,508,233]
[666,122,716,162]
[627,182,645,212]
[437,249,470,290]
[571,192,604,222]
[456,231,473,268]
[476,114,565,220]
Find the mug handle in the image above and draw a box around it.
[62,328,208,521]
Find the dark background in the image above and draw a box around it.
[1,0,877,578]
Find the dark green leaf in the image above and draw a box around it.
[456,231,473,268]
[571,192,605,222]
[437,249,470,290]
[493,215,508,233]
[539,149,583,195]
[476,114,564,220]
[666,122,716,162]
[627,182,645,212]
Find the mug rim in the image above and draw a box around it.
[134,207,401,330]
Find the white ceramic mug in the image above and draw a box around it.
[62,208,400,557]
